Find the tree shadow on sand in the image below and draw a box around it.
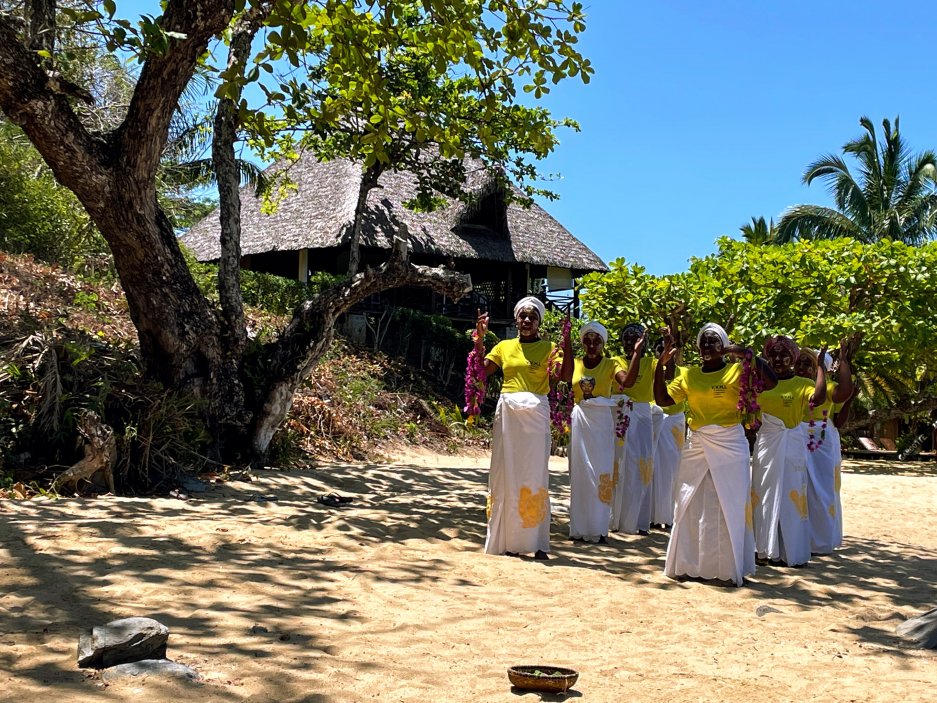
[2,452,934,699]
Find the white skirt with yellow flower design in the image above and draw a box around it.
[651,410,685,526]
[485,392,551,556]
[609,398,654,534]
[665,423,755,586]
[803,422,843,554]
[568,396,618,542]
[752,413,811,566]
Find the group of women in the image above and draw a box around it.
[474,296,855,586]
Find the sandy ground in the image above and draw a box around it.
[1,450,935,703]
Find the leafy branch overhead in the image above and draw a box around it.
[239,2,591,214]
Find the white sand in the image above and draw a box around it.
[1,450,934,702]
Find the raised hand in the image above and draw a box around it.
[634,330,648,357]
[659,327,677,365]
[475,309,489,348]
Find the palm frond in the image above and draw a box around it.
[775,205,864,242]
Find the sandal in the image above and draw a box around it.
[317,493,352,508]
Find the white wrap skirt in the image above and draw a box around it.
[804,422,843,554]
[610,398,654,534]
[485,392,551,555]
[664,423,756,586]
[568,397,618,541]
[751,413,811,566]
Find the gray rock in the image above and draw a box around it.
[77,617,169,668]
[896,607,937,649]
[179,475,209,493]
[101,659,200,683]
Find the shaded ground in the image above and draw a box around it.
[1,452,934,702]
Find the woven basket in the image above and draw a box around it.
[507,665,579,692]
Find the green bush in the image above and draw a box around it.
[0,122,111,274]
[382,308,477,397]
[180,245,340,315]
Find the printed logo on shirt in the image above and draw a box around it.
[711,383,726,398]
[781,392,794,407]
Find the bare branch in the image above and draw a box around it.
[214,3,272,355]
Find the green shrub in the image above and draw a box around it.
[0,331,209,493]
[0,122,111,274]
[180,244,340,315]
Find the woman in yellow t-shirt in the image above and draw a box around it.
[650,338,686,529]
[609,324,660,535]
[751,335,828,567]
[654,322,777,586]
[562,321,629,544]
[475,296,572,560]
[795,342,855,554]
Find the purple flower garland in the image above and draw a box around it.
[737,348,764,431]
[615,397,633,444]
[547,318,573,433]
[463,330,487,417]
[807,401,828,452]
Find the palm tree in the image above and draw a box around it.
[159,101,266,231]
[776,116,937,244]
[739,216,779,244]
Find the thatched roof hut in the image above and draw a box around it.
[182,153,607,327]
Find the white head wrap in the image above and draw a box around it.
[579,321,608,343]
[805,348,833,371]
[513,296,545,321]
[696,322,730,349]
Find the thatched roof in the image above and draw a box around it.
[181,153,608,274]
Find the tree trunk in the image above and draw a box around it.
[208,4,272,451]
[346,164,383,276]
[26,0,55,60]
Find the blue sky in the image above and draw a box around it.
[530,0,937,274]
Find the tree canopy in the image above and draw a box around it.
[579,238,937,428]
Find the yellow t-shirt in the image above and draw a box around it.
[759,376,816,429]
[662,399,687,416]
[659,366,687,415]
[666,362,744,430]
[800,381,839,422]
[486,338,555,395]
[572,357,620,404]
[613,355,657,403]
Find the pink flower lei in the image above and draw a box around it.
[463,330,487,417]
[548,318,573,432]
[737,348,764,430]
[807,400,828,452]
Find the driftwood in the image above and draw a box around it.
[53,411,116,494]
[896,607,937,649]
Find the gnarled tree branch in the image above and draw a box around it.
[842,394,937,434]
[248,238,472,462]
[0,15,109,211]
